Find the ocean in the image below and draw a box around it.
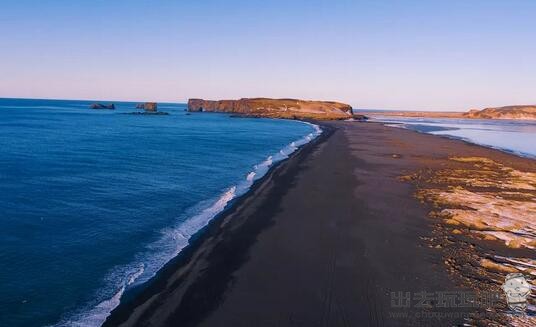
[0,98,320,327]
[373,116,536,158]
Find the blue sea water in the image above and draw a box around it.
[372,116,536,159]
[0,98,320,327]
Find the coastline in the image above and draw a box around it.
[382,121,536,160]
[103,121,534,326]
[372,117,536,160]
[52,116,323,327]
[102,121,335,327]
[358,110,536,121]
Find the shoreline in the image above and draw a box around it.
[102,122,335,327]
[372,117,536,160]
[382,121,536,160]
[54,117,323,327]
[359,111,536,121]
[103,121,534,326]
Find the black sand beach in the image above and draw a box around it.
[104,121,535,327]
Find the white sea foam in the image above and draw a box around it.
[246,171,256,182]
[55,122,322,327]
[52,265,144,327]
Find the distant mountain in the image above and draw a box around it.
[188,98,354,120]
[463,105,536,120]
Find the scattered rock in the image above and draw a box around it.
[398,174,415,182]
[90,103,115,109]
[128,111,168,116]
[352,114,369,121]
[445,219,460,226]
[480,258,519,273]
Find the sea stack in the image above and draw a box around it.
[136,102,158,111]
[132,102,168,115]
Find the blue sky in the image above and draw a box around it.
[1,0,535,110]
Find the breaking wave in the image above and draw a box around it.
[53,121,322,327]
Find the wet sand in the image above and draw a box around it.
[104,121,534,327]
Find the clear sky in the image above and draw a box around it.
[1,0,535,110]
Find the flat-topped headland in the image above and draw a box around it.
[188,98,354,120]
[361,104,536,120]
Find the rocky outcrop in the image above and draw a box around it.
[136,102,158,111]
[130,102,168,115]
[351,114,369,121]
[463,105,536,120]
[188,98,353,120]
[90,103,115,109]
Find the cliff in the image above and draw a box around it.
[463,105,536,120]
[188,98,353,120]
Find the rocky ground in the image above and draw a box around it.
[401,156,536,326]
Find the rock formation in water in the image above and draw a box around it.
[136,102,158,111]
[132,102,168,115]
[463,105,536,120]
[188,98,354,120]
[90,103,115,109]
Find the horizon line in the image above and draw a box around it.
[0,96,477,112]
